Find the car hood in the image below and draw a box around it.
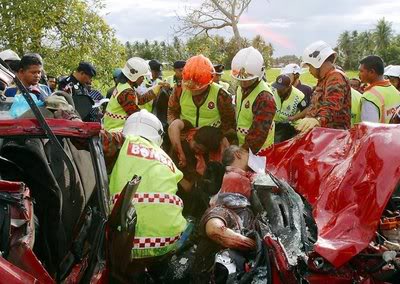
[260,123,400,267]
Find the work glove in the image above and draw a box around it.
[152,82,170,96]
[294,117,320,133]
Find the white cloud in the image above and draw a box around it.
[101,0,400,56]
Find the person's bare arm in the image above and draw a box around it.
[168,119,186,167]
[205,218,255,250]
[289,106,310,121]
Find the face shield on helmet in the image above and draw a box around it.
[231,47,265,81]
[301,41,337,69]
[122,110,164,146]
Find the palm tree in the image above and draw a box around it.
[373,18,393,60]
[358,31,374,58]
[337,31,352,69]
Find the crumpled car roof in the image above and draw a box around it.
[260,123,400,267]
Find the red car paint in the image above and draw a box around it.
[260,123,400,281]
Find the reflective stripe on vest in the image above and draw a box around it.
[368,88,385,123]
[236,80,275,151]
[104,83,133,131]
[132,192,183,207]
[362,85,400,123]
[273,86,305,123]
[180,83,221,128]
[109,136,186,258]
[133,234,182,249]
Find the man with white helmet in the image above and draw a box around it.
[296,41,351,133]
[106,109,187,281]
[386,66,400,124]
[385,65,400,92]
[104,57,167,132]
[280,63,313,121]
[0,49,20,73]
[231,46,276,153]
[359,56,400,123]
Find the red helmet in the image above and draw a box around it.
[182,55,214,91]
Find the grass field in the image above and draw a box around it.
[164,68,359,87]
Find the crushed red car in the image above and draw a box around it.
[0,61,399,283]
[260,123,400,283]
[0,118,109,283]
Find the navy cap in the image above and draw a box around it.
[213,64,225,75]
[149,59,162,72]
[272,74,291,90]
[173,60,186,69]
[77,61,97,77]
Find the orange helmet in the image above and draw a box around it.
[182,55,215,91]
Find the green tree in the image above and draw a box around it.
[251,35,273,69]
[0,0,125,90]
[337,31,352,69]
[373,17,393,61]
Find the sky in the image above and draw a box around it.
[102,0,400,57]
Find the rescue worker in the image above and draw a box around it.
[296,40,351,133]
[335,65,362,127]
[58,61,97,121]
[147,59,163,86]
[108,110,187,282]
[0,49,20,74]
[231,46,276,153]
[359,55,400,123]
[168,54,236,167]
[384,65,400,92]
[280,63,313,121]
[139,59,164,112]
[106,68,122,99]
[3,53,51,100]
[351,87,362,127]
[386,66,400,124]
[165,60,186,89]
[271,74,305,142]
[104,57,166,132]
[0,49,20,93]
[213,64,230,91]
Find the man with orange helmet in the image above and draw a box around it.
[168,54,236,171]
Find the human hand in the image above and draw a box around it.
[294,117,320,133]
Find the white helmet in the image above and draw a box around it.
[121,57,150,82]
[0,49,20,61]
[123,110,164,146]
[231,46,265,81]
[301,41,337,69]
[384,65,400,78]
[281,63,302,75]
